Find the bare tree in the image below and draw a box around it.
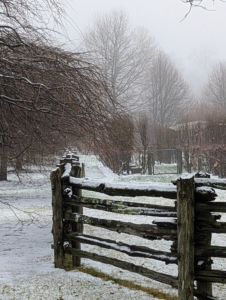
[203,61,226,113]
[142,50,191,130]
[0,0,112,180]
[182,0,224,6]
[135,114,149,173]
[83,10,156,111]
[174,109,226,176]
[94,113,134,174]
[181,0,225,18]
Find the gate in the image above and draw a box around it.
[150,149,182,175]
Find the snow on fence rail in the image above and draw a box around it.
[50,153,226,300]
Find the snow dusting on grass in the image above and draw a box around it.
[0,154,226,299]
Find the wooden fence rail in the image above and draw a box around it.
[51,153,226,300]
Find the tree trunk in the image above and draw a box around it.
[0,138,8,181]
[177,150,182,174]
[148,152,153,175]
[16,157,23,172]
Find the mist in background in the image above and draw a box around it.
[63,0,226,96]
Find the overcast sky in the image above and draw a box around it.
[63,0,226,95]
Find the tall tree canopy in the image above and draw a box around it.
[203,61,226,113]
[142,50,191,127]
[83,10,156,111]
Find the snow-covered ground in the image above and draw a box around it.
[0,154,225,299]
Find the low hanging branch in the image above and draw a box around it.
[0,199,48,227]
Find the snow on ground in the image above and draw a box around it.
[0,154,226,299]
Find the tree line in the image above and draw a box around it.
[0,2,226,179]
[0,0,112,179]
[80,9,226,175]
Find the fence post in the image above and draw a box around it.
[177,174,195,300]
[51,166,64,268]
[177,149,182,174]
[70,158,84,267]
[194,174,213,298]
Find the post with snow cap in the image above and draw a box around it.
[60,151,84,267]
[177,173,195,300]
[69,153,84,267]
[51,151,84,268]
[51,161,65,269]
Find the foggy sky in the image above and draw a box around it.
[64,0,226,96]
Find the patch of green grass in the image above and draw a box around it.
[68,264,178,300]
[64,253,74,271]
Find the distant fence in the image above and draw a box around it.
[151,149,182,175]
[51,153,226,300]
[129,149,182,175]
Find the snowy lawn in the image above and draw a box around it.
[0,154,225,299]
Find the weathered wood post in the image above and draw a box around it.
[177,173,195,300]
[52,151,85,269]
[51,165,64,268]
[194,173,214,299]
[70,155,84,267]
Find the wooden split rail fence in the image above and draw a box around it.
[51,153,226,300]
